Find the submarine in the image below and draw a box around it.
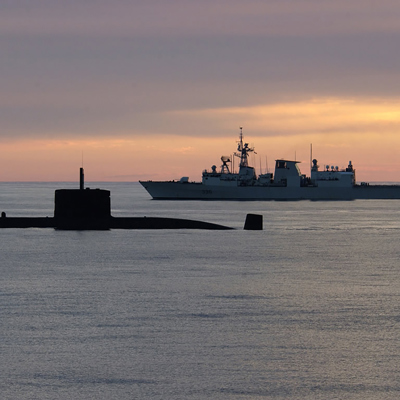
[0,168,262,230]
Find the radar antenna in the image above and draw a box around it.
[220,156,231,173]
[234,127,255,168]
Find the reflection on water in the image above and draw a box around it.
[1,182,400,399]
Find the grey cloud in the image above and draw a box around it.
[2,1,400,140]
[1,0,400,38]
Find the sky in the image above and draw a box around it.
[1,0,400,182]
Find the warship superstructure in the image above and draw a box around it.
[140,128,400,200]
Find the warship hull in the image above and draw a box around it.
[140,181,400,200]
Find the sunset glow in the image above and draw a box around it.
[1,96,400,182]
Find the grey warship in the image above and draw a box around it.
[140,128,400,200]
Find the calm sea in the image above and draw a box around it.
[1,182,400,399]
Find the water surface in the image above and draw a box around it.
[1,182,400,399]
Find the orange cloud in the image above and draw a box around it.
[1,97,400,182]
[171,97,400,137]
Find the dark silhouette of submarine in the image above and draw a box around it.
[0,168,263,230]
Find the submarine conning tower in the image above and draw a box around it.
[54,168,111,230]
